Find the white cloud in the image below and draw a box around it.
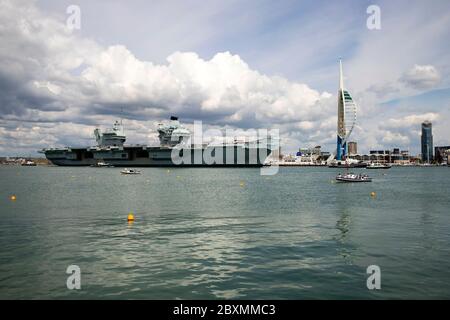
[400,65,441,90]
[0,0,337,155]
[296,121,315,131]
[382,112,440,129]
[1,0,449,156]
[80,46,332,124]
[381,131,410,145]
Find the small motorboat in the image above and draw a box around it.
[366,162,391,169]
[91,161,114,168]
[120,168,141,175]
[336,173,372,182]
[21,160,37,166]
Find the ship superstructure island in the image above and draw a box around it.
[40,117,273,167]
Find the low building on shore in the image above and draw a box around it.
[1,157,50,165]
[347,142,357,156]
[349,148,422,165]
[434,146,450,164]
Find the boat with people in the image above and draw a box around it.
[366,162,391,169]
[336,173,372,182]
[120,168,141,175]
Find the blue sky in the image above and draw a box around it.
[0,0,449,156]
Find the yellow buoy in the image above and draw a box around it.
[370,191,376,197]
[239,181,245,187]
[127,213,135,222]
[10,195,17,201]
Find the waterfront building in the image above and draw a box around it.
[434,146,450,164]
[320,151,331,159]
[351,148,413,165]
[297,146,321,156]
[348,142,357,155]
[421,121,433,163]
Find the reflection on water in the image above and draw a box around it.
[1,166,450,299]
[336,211,351,242]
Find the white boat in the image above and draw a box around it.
[336,173,372,182]
[91,161,114,168]
[120,168,141,175]
[21,160,37,166]
[328,157,367,168]
[366,162,391,169]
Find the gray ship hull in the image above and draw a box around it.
[44,146,271,167]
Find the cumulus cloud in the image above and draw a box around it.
[363,112,442,151]
[381,131,410,145]
[0,0,337,155]
[381,112,440,130]
[400,65,441,90]
[80,46,332,125]
[1,0,449,157]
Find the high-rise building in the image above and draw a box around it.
[421,121,433,163]
[336,60,357,160]
[348,142,357,155]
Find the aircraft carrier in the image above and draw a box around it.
[40,117,274,167]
